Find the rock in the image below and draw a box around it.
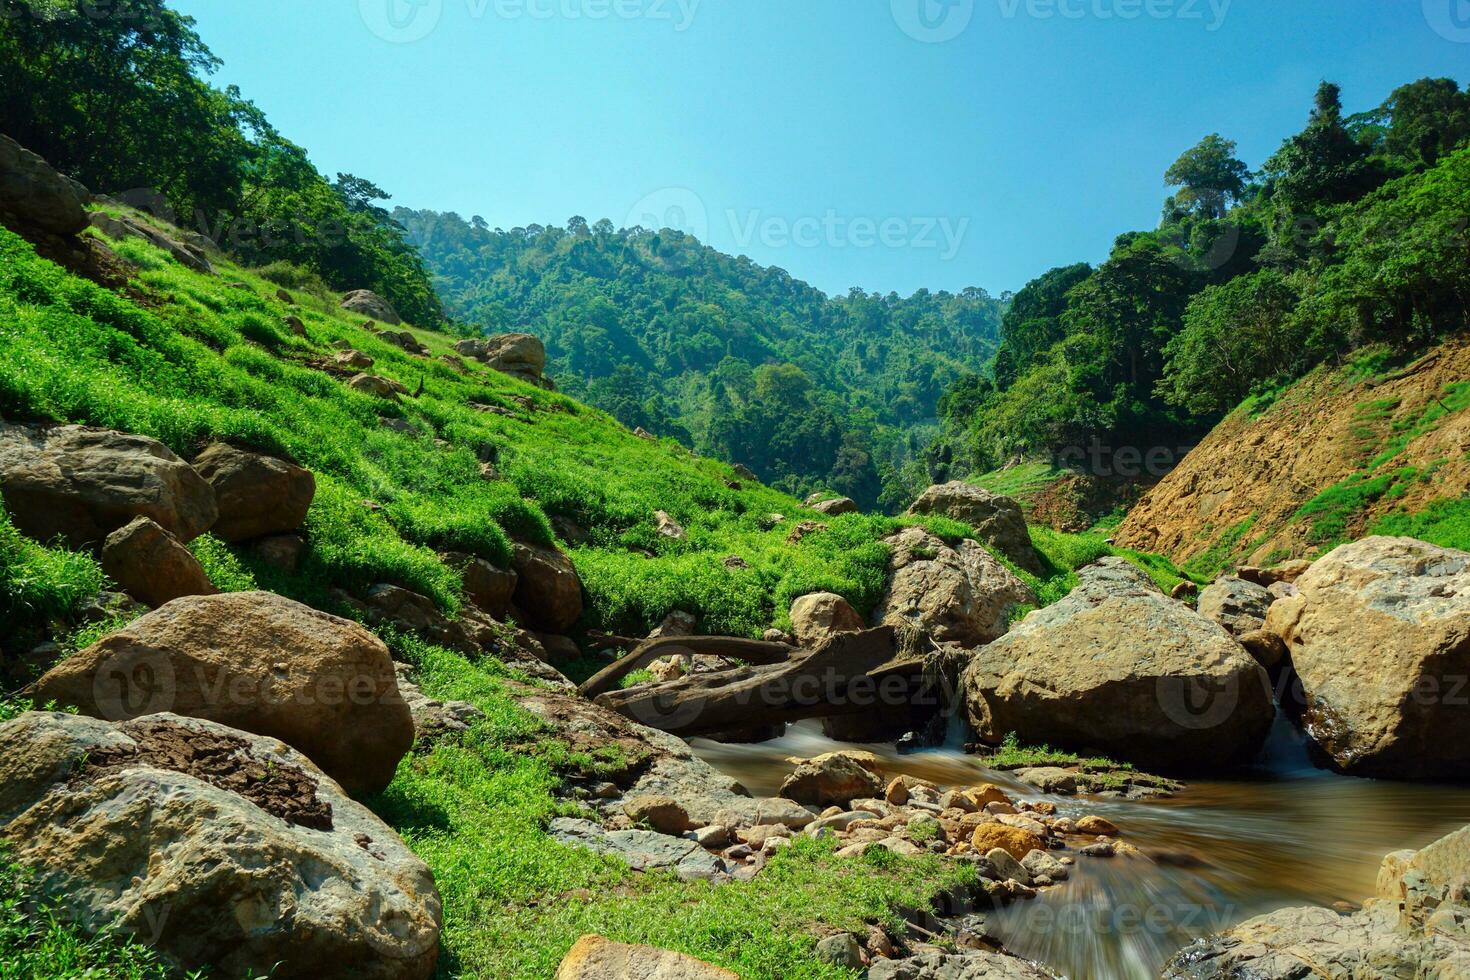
[869,951,1060,979]
[1238,560,1313,587]
[788,592,865,647]
[1021,848,1069,882]
[285,314,306,337]
[814,933,865,969]
[964,558,1274,773]
[1197,576,1273,637]
[1171,580,1199,601]
[538,634,582,666]
[335,349,375,370]
[785,520,827,544]
[0,134,88,235]
[191,443,315,543]
[0,422,218,548]
[906,482,1042,574]
[649,610,698,639]
[340,289,401,325]
[0,711,441,980]
[624,794,694,835]
[348,373,398,399]
[1080,842,1115,858]
[88,210,214,273]
[971,824,1043,860]
[1265,536,1470,779]
[778,755,883,808]
[733,463,757,481]
[985,848,1032,886]
[722,555,750,569]
[1238,628,1288,670]
[511,541,584,633]
[276,287,295,304]
[1013,767,1077,795]
[654,510,688,541]
[456,333,548,386]
[100,517,216,607]
[548,819,722,881]
[555,935,737,979]
[29,591,412,797]
[812,496,858,516]
[886,776,910,806]
[964,784,1012,808]
[647,657,685,683]
[875,527,1036,646]
[441,551,517,617]
[1075,815,1119,836]
[380,330,429,356]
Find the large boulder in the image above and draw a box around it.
[963,558,1275,773]
[555,935,737,979]
[1196,576,1272,637]
[1265,536,1470,780]
[28,591,413,796]
[191,442,315,542]
[778,753,883,808]
[100,517,217,607]
[512,541,584,633]
[1163,823,1470,980]
[456,333,548,386]
[0,422,218,548]
[789,592,865,647]
[874,527,1035,646]
[906,482,1042,574]
[0,711,441,980]
[340,289,401,325]
[0,134,88,236]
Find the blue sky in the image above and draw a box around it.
[172,0,1469,297]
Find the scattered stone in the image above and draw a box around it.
[441,551,517,617]
[191,442,314,543]
[906,482,1043,574]
[285,314,307,337]
[0,422,218,548]
[380,330,429,356]
[512,541,584,633]
[549,818,722,880]
[624,794,695,835]
[1022,849,1069,882]
[100,516,216,607]
[789,592,865,647]
[875,527,1036,646]
[554,934,737,980]
[348,373,399,399]
[1080,842,1116,858]
[868,950,1060,979]
[723,555,750,569]
[394,663,483,745]
[1197,576,1273,637]
[886,777,910,806]
[811,496,858,516]
[986,848,1032,886]
[972,824,1043,861]
[335,349,375,370]
[785,520,827,544]
[1171,581,1199,601]
[733,463,758,481]
[695,825,732,849]
[1013,767,1077,795]
[455,333,549,387]
[1075,815,1120,836]
[654,510,688,541]
[341,289,401,324]
[814,933,865,969]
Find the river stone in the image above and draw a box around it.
[101,516,217,607]
[340,289,401,324]
[875,527,1036,646]
[0,711,441,980]
[0,422,218,548]
[191,442,315,542]
[1197,576,1272,637]
[555,935,737,979]
[1021,849,1069,882]
[963,558,1275,773]
[789,592,865,647]
[906,481,1043,574]
[28,591,413,797]
[1265,536,1470,780]
[870,950,1060,979]
[1013,767,1077,795]
[778,754,883,808]
[548,818,722,880]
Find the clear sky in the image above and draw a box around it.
[171,0,1469,297]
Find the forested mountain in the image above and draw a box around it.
[398,210,1006,509]
[935,77,1470,484]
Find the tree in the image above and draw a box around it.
[1164,134,1250,220]
[1263,81,1381,215]
[1383,78,1470,171]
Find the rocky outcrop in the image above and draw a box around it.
[554,935,737,979]
[100,516,216,607]
[0,422,217,548]
[341,289,401,324]
[455,333,550,387]
[0,711,441,980]
[512,541,584,633]
[29,591,413,796]
[789,592,864,647]
[963,558,1275,773]
[1196,576,1272,636]
[88,210,213,274]
[0,134,88,236]
[906,482,1042,574]
[1164,823,1470,979]
[875,527,1035,646]
[1265,536,1470,779]
[191,442,315,542]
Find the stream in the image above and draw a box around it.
[689,714,1470,979]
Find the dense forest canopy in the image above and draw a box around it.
[398,210,1007,508]
[0,0,442,324]
[936,76,1470,481]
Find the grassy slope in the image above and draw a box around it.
[0,220,1193,977]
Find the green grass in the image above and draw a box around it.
[1179,514,1259,581]
[1370,495,1470,551]
[374,641,984,979]
[976,732,1133,773]
[969,460,1068,499]
[0,500,105,647]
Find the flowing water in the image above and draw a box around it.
[690,715,1470,979]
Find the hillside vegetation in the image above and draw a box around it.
[399,210,1006,510]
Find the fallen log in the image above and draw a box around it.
[577,635,796,700]
[593,627,936,737]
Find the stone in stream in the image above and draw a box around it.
[1013,767,1077,795]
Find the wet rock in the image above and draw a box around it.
[875,527,1036,646]
[1265,536,1470,780]
[1197,576,1272,637]
[1021,849,1069,882]
[906,481,1042,574]
[1080,842,1116,858]
[964,558,1274,774]
[778,754,883,808]
[972,824,1043,860]
[100,516,216,607]
[1013,767,1077,795]
[340,289,401,325]
[191,443,314,543]
[986,848,1032,885]
[554,935,736,979]
[0,711,441,980]
[29,591,412,797]
[789,592,864,647]
[0,422,218,548]
[1075,815,1119,836]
